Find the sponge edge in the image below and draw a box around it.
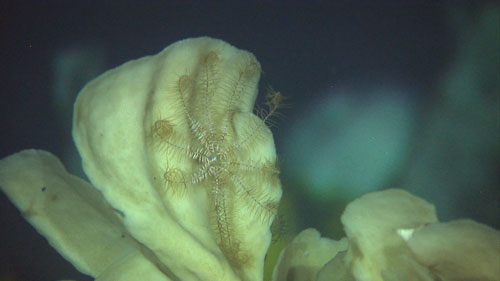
[341,189,439,281]
[407,219,500,281]
[0,149,142,278]
[72,37,281,280]
[272,228,348,281]
[273,189,499,281]
[95,249,172,281]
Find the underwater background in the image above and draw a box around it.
[0,1,498,281]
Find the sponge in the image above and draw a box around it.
[73,37,282,280]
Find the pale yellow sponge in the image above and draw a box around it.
[341,189,439,281]
[406,219,500,281]
[73,37,282,280]
[271,228,348,281]
[272,189,499,281]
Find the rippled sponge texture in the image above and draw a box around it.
[73,37,282,280]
